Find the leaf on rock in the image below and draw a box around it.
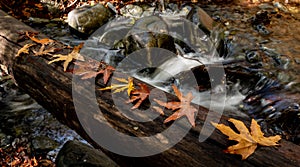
[211,118,281,160]
[154,85,198,127]
[16,44,35,57]
[100,77,134,96]
[48,43,84,71]
[127,83,150,109]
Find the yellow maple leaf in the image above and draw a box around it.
[100,77,134,96]
[16,44,35,57]
[211,118,281,160]
[48,43,84,71]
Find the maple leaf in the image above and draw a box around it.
[154,85,198,127]
[25,31,54,45]
[98,64,115,84]
[73,61,115,84]
[211,118,281,160]
[32,44,58,56]
[16,44,35,57]
[100,77,134,96]
[127,83,150,109]
[48,43,84,71]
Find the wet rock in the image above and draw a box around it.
[187,6,214,34]
[31,136,59,152]
[186,6,226,56]
[68,4,114,39]
[117,16,176,55]
[120,4,144,18]
[250,10,271,35]
[55,140,119,167]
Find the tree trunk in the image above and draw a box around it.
[1,10,300,167]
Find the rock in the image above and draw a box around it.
[55,140,119,167]
[31,136,59,152]
[186,6,226,56]
[118,16,176,55]
[68,4,114,39]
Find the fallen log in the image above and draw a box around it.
[1,9,300,167]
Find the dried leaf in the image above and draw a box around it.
[154,85,198,127]
[100,77,134,96]
[48,43,84,71]
[211,118,281,160]
[73,61,115,84]
[16,44,35,57]
[33,44,58,56]
[127,83,150,109]
[25,31,54,45]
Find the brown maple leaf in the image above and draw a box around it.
[127,83,150,109]
[48,43,84,71]
[73,61,115,84]
[98,62,115,84]
[211,118,281,160]
[154,85,198,127]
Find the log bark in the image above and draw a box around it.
[1,9,300,167]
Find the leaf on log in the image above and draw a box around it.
[16,44,35,57]
[73,60,115,84]
[154,85,198,127]
[127,83,150,109]
[100,77,134,96]
[25,31,54,45]
[48,43,84,71]
[211,118,281,160]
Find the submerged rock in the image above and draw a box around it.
[55,140,119,167]
[68,4,114,39]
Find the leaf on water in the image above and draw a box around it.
[154,85,198,127]
[211,118,281,160]
[100,77,134,96]
[25,31,54,45]
[48,43,84,71]
[16,44,35,57]
[127,83,150,109]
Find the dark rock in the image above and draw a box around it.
[186,6,226,56]
[117,16,176,55]
[31,136,59,152]
[68,4,114,39]
[55,140,119,167]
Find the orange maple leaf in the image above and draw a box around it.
[211,118,281,160]
[16,44,35,57]
[127,83,150,109]
[48,43,84,71]
[25,31,54,45]
[154,85,198,127]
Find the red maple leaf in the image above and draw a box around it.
[154,85,198,127]
[127,83,150,109]
[73,60,115,84]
